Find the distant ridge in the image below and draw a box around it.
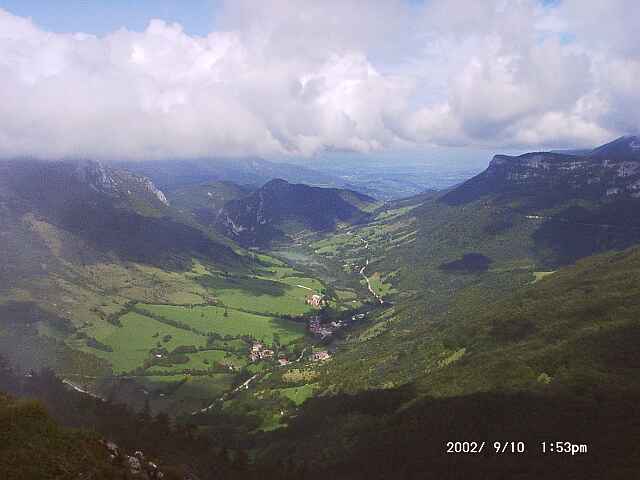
[118,157,346,191]
[216,178,377,246]
[443,135,640,205]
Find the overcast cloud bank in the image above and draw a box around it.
[0,0,638,161]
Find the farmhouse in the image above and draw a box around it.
[306,294,326,308]
[312,350,331,362]
[249,341,276,361]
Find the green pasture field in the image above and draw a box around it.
[136,304,306,344]
[195,274,313,316]
[253,253,287,267]
[145,349,247,374]
[252,262,324,292]
[277,276,324,291]
[277,383,317,406]
[81,311,208,373]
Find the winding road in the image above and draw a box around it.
[62,379,105,401]
[354,234,384,304]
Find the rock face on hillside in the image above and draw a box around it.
[100,441,167,479]
[443,136,640,205]
[217,178,376,245]
[74,160,170,206]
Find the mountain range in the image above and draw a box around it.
[118,156,460,200]
[2,136,640,479]
[0,159,240,277]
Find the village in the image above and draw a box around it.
[305,292,367,339]
[307,312,364,340]
[248,340,331,365]
[246,292,368,366]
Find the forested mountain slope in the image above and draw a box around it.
[217,179,378,246]
[167,180,255,228]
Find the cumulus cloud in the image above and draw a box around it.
[0,0,637,161]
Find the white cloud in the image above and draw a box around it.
[0,1,638,161]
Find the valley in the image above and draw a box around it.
[3,3,640,477]
[61,250,369,418]
[0,159,390,425]
[3,136,640,478]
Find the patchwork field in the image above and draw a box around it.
[41,251,322,378]
[78,311,209,372]
[1,230,332,413]
[73,300,308,377]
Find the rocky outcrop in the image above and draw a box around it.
[100,440,166,479]
[75,160,170,207]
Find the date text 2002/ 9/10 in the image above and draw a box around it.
[445,441,525,454]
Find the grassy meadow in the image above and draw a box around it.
[136,304,306,344]
[78,311,208,372]
[195,273,314,316]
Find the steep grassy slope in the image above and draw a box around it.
[252,245,640,478]
[256,388,640,479]
[0,394,118,479]
[312,243,640,395]
[419,246,640,395]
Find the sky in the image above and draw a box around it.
[0,0,638,164]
